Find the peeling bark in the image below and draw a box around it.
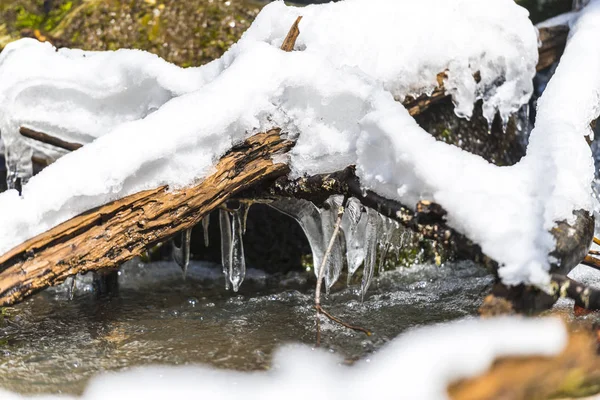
[0,130,292,305]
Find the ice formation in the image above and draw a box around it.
[219,209,232,291]
[172,228,192,277]
[0,317,567,400]
[269,196,405,296]
[0,0,596,290]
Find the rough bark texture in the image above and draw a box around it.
[538,24,570,71]
[0,130,292,305]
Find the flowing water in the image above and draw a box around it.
[0,259,492,395]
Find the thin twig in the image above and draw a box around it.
[280,16,303,52]
[315,203,344,309]
[20,126,83,152]
[314,199,371,346]
[593,237,600,247]
[316,305,372,337]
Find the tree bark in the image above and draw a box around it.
[0,130,292,305]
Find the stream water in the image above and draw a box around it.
[0,259,492,395]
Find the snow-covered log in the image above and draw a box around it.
[0,130,290,305]
[0,0,598,308]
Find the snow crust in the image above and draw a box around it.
[0,39,207,184]
[0,317,567,400]
[0,0,596,288]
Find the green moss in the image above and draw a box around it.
[1,0,261,67]
[14,1,73,32]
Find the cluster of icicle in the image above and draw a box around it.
[173,196,407,296]
[272,196,407,299]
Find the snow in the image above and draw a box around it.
[0,0,596,289]
[0,316,567,400]
[0,38,207,186]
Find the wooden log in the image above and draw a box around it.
[448,328,600,400]
[537,24,569,71]
[0,130,292,305]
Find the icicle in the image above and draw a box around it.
[172,228,192,278]
[4,140,33,190]
[202,214,210,247]
[219,209,232,290]
[389,222,406,261]
[229,209,246,292]
[321,196,344,294]
[240,202,251,234]
[360,208,379,301]
[65,276,76,300]
[269,199,325,275]
[377,215,395,275]
[342,198,367,283]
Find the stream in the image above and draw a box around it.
[0,259,492,395]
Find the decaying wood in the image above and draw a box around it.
[0,130,292,305]
[449,327,600,400]
[537,24,570,71]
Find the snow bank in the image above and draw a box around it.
[0,39,208,186]
[0,317,567,400]
[0,0,596,288]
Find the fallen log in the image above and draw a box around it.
[448,326,600,400]
[0,130,292,305]
[0,11,589,309]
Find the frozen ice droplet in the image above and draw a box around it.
[342,198,367,283]
[219,209,232,290]
[361,208,379,301]
[321,196,344,293]
[229,209,246,292]
[240,202,251,234]
[172,228,192,278]
[202,214,210,247]
[269,199,325,275]
[377,215,395,275]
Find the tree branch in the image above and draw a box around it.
[0,130,292,305]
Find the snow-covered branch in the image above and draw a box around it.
[0,0,598,306]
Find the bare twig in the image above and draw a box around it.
[314,200,371,346]
[20,126,83,152]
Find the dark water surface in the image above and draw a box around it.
[0,260,492,395]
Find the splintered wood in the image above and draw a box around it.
[0,130,292,305]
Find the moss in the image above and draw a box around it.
[1,0,262,67]
[13,1,73,32]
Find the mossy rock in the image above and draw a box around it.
[1,0,263,67]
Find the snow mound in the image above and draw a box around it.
[0,0,597,288]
